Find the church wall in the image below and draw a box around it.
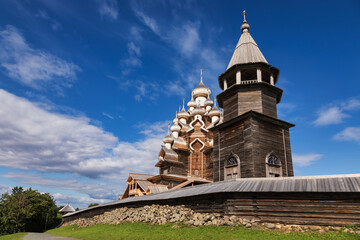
[261,89,278,118]
[169,165,186,176]
[212,114,294,181]
[250,117,293,177]
[236,90,263,117]
[204,151,213,180]
[223,94,239,121]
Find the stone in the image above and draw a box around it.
[242,218,250,224]
[264,223,275,229]
[275,224,282,230]
[245,223,252,228]
[309,226,322,231]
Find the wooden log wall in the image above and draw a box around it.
[63,192,360,226]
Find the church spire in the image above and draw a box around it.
[226,11,267,70]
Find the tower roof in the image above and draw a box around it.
[59,203,75,213]
[226,13,268,70]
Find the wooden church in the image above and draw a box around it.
[121,12,294,199]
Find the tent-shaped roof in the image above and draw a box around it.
[227,19,268,70]
[59,203,75,213]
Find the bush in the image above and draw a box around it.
[0,186,58,235]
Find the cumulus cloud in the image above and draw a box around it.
[314,98,360,126]
[53,192,109,208]
[0,184,12,195]
[0,89,165,181]
[0,25,81,90]
[333,127,360,144]
[96,0,119,20]
[293,153,323,167]
[2,172,116,200]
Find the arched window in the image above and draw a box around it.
[265,152,282,177]
[224,153,240,180]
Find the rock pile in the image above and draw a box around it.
[62,204,360,234]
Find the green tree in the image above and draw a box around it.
[0,186,58,235]
[88,203,99,208]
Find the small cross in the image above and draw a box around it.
[243,10,246,21]
[200,69,203,83]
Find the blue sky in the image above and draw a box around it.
[0,0,359,208]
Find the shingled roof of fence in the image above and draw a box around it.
[64,174,360,217]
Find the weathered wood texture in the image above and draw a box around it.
[212,111,294,181]
[217,83,282,121]
[63,191,360,226]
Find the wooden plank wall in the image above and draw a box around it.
[63,192,360,226]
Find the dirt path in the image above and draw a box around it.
[23,233,77,240]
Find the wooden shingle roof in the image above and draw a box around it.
[227,20,268,70]
[59,203,75,213]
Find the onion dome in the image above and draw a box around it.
[209,105,221,117]
[204,98,214,107]
[187,97,197,108]
[177,101,190,119]
[241,20,250,32]
[192,69,211,99]
[170,123,181,133]
[173,112,179,124]
[191,105,205,116]
[163,133,174,144]
[163,123,174,144]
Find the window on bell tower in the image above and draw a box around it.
[265,152,282,177]
[224,153,240,180]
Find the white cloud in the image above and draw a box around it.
[333,127,360,144]
[121,42,142,69]
[0,184,12,195]
[341,98,360,111]
[2,172,116,200]
[96,0,119,20]
[0,89,165,182]
[53,192,109,209]
[314,98,360,126]
[128,3,226,99]
[0,25,80,90]
[133,9,160,35]
[168,22,201,58]
[102,112,114,119]
[293,153,323,167]
[35,10,62,31]
[130,26,142,41]
[314,106,348,126]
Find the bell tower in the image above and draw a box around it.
[212,12,294,181]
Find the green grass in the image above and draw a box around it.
[0,232,27,240]
[47,223,360,240]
